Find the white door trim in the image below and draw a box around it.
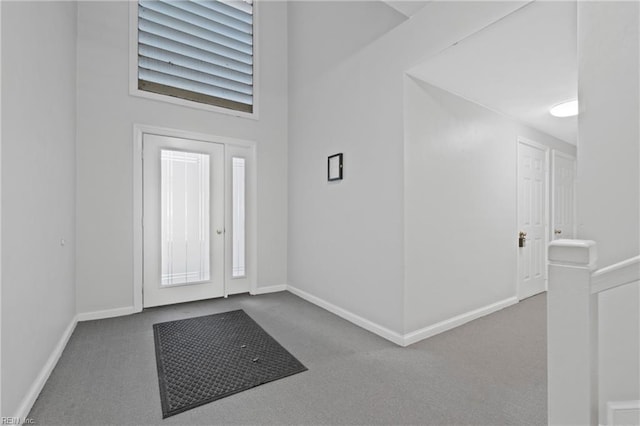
[551,150,577,239]
[516,136,550,299]
[133,124,257,312]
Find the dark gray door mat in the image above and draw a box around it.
[153,309,307,418]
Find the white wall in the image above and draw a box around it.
[1,1,77,416]
[404,78,575,333]
[287,0,408,335]
[578,2,640,266]
[576,2,640,422]
[75,1,288,314]
[288,1,531,335]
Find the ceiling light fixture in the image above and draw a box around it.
[550,99,579,118]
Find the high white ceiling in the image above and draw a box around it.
[408,1,577,144]
[381,0,428,18]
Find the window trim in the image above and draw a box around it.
[128,1,259,120]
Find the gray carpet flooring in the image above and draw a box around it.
[28,291,546,425]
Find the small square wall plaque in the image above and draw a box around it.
[328,153,343,181]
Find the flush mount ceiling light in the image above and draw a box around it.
[550,99,579,118]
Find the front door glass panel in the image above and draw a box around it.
[161,149,210,286]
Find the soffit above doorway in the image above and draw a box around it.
[380,0,429,18]
[408,1,578,145]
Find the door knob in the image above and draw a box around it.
[216,229,223,235]
[554,229,562,235]
[518,231,527,248]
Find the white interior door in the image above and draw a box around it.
[552,151,576,240]
[143,134,224,308]
[517,140,548,300]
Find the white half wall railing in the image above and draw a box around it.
[548,239,640,426]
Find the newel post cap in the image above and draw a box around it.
[548,239,597,268]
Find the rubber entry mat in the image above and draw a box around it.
[153,309,307,418]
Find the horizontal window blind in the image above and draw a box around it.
[138,0,253,113]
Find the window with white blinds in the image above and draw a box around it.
[137,0,254,113]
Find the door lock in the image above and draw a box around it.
[519,231,527,248]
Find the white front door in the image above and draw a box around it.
[143,134,225,308]
[517,140,548,300]
[552,151,576,240]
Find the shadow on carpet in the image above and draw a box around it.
[153,309,307,418]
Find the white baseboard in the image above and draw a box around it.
[251,285,287,295]
[286,285,405,346]
[287,286,518,347]
[607,400,640,426]
[12,307,136,422]
[10,289,519,423]
[13,314,78,423]
[76,306,137,322]
[403,297,518,346]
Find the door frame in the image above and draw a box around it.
[133,124,257,312]
[550,150,577,240]
[516,136,550,300]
